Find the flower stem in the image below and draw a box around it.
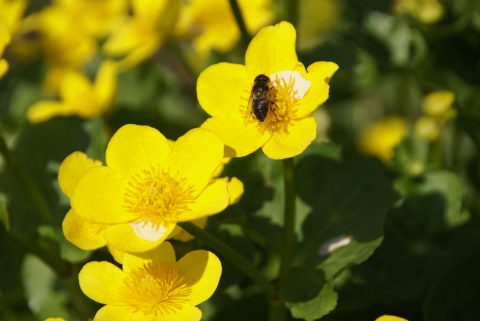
[178,221,273,296]
[0,131,54,224]
[228,0,250,50]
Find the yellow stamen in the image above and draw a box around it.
[124,169,194,225]
[121,262,192,316]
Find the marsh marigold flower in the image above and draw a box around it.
[376,316,408,321]
[68,125,233,253]
[44,318,66,321]
[197,21,338,159]
[422,90,455,121]
[79,242,221,321]
[394,0,443,24]
[358,116,407,163]
[0,26,10,78]
[27,60,117,123]
[176,0,272,58]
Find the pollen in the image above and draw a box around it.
[124,168,195,226]
[120,262,192,316]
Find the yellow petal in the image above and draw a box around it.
[78,261,124,305]
[165,128,223,193]
[132,0,168,21]
[177,250,222,306]
[178,179,229,221]
[103,22,142,55]
[71,166,135,223]
[226,177,244,205]
[297,61,339,117]
[375,316,408,321]
[201,112,269,157]
[169,217,207,242]
[60,70,94,104]
[94,60,117,111]
[108,245,125,264]
[0,59,8,78]
[106,124,170,178]
[168,305,202,321]
[197,62,250,117]
[62,209,108,250]
[122,241,176,272]
[27,101,72,124]
[115,35,161,70]
[44,318,66,321]
[58,151,101,198]
[93,305,150,321]
[105,222,175,253]
[262,117,316,159]
[245,21,298,78]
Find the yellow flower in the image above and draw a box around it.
[79,242,221,321]
[197,21,338,159]
[27,60,117,123]
[69,125,231,253]
[422,90,455,121]
[394,0,443,24]
[414,115,440,141]
[358,116,407,163]
[0,0,27,33]
[375,315,408,321]
[0,25,10,78]
[103,0,179,69]
[44,318,66,321]
[176,0,272,57]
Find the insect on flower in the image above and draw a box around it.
[247,74,275,122]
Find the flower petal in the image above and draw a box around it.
[245,21,298,78]
[27,101,72,124]
[94,60,117,111]
[123,241,176,273]
[0,59,8,78]
[262,117,317,159]
[168,305,202,321]
[178,179,229,222]
[164,128,223,193]
[201,112,269,157]
[169,217,207,242]
[58,151,101,198]
[106,124,170,178]
[177,250,222,306]
[71,166,135,224]
[226,177,244,205]
[78,261,124,305]
[93,305,155,321]
[105,222,174,253]
[62,209,108,250]
[297,61,339,117]
[197,62,250,117]
[60,70,93,104]
[103,22,141,55]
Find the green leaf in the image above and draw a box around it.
[286,282,338,321]
[0,199,10,231]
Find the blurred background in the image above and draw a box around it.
[1,0,480,320]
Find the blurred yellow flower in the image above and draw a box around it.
[69,125,233,253]
[44,318,66,321]
[0,25,10,78]
[358,116,407,162]
[79,242,221,321]
[422,90,455,121]
[176,0,272,58]
[198,21,338,159]
[414,115,440,141]
[375,315,408,321]
[0,0,27,33]
[27,60,117,123]
[394,0,443,24]
[103,0,179,69]
[298,0,340,50]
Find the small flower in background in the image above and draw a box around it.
[197,21,338,159]
[394,0,444,24]
[175,0,272,59]
[103,0,179,70]
[27,60,117,123]
[0,25,10,78]
[414,90,455,141]
[79,242,221,321]
[375,315,408,321]
[414,115,440,141]
[68,125,235,253]
[358,116,407,163]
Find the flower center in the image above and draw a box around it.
[121,262,192,316]
[244,71,310,135]
[124,169,195,225]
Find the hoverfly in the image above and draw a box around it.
[247,74,274,122]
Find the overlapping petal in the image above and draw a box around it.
[62,210,108,250]
[58,151,101,198]
[122,242,176,273]
[78,262,124,305]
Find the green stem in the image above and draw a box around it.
[228,0,250,50]
[178,222,273,296]
[0,132,53,224]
